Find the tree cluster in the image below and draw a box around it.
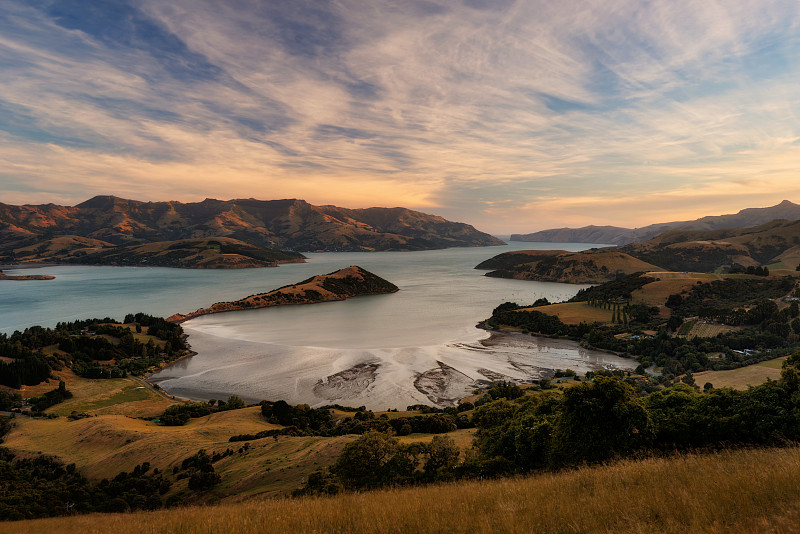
[0,452,171,521]
[0,391,22,412]
[158,395,247,426]
[28,381,73,414]
[0,315,189,391]
[729,265,770,276]
[298,432,461,495]
[172,450,222,492]
[472,356,800,472]
[489,273,800,378]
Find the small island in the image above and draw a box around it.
[0,269,55,281]
[167,265,398,323]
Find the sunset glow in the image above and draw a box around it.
[2,0,800,232]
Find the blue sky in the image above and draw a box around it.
[1,0,800,232]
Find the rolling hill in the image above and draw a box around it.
[510,200,800,245]
[8,236,305,269]
[475,250,661,284]
[166,265,399,322]
[481,217,800,283]
[619,218,800,272]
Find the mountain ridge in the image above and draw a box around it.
[0,196,504,264]
[511,200,800,245]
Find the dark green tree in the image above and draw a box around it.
[550,376,653,465]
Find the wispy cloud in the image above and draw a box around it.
[1,0,799,232]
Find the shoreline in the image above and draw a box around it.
[0,269,56,281]
[152,322,637,409]
[475,320,627,358]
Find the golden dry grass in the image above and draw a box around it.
[631,278,706,308]
[21,369,176,418]
[522,302,613,325]
[3,407,281,478]
[693,357,787,389]
[2,405,354,498]
[17,368,87,399]
[4,447,800,534]
[397,428,477,449]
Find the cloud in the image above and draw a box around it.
[1,0,799,233]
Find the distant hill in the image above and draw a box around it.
[479,217,800,282]
[0,196,503,265]
[619,218,800,273]
[50,237,305,269]
[475,250,661,284]
[167,265,398,322]
[511,200,800,245]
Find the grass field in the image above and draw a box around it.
[523,273,719,325]
[693,357,787,389]
[18,369,176,418]
[397,428,477,452]
[524,302,613,325]
[4,373,480,501]
[631,277,706,309]
[4,446,800,534]
[2,405,357,499]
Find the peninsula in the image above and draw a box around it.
[166,265,398,323]
[0,269,54,280]
[478,215,800,284]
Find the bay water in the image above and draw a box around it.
[0,241,636,408]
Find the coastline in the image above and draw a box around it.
[0,269,55,281]
[476,321,628,358]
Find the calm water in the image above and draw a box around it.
[1,241,582,334]
[1,241,636,408]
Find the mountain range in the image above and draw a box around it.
[0,195,503,266]
[510,200,800,245]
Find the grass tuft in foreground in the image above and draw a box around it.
[4,446,800,534]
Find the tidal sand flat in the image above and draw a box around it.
[147,243,629,409]
[151,325,636,410]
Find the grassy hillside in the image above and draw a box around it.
[5,447,800,533]
[32,369,176,418]
[476,250,661,283]
[621,219,800,273]
[693,356,787,389]
[3,406,354,496]
[524,302,614,325]
[7,236,305,269]
[71,237,306,268]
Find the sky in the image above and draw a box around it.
[1,0,800,233]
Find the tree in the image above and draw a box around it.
[423,435,460,477]
[550,376,653,465]
[188,470,221,491]
[333,432,415,489]
[219,395,245,411]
